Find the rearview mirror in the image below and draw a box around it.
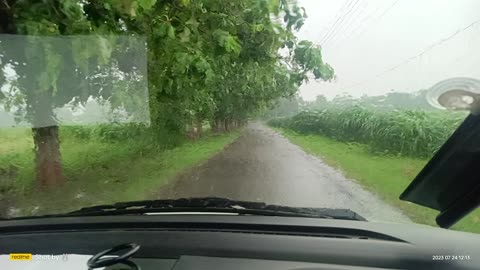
[426,77,480,114]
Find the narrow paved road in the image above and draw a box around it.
[157,122,411,223]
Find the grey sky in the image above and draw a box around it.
[297,0,480,100]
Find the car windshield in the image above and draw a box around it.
[0,0,478,234]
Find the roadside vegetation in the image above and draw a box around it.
[268,106,465,157]
[0,125,239,217]
[267,99,479,233]
[0,1,334,216]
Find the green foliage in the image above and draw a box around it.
[0,0,335,190]
[269,107,466,158]
[61,123,152,143]
[138,0,157,11]
[1,0,335,132]
[213,29,242,55]
[293,40,334,81]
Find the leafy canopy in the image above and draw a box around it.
[0,0,335,131]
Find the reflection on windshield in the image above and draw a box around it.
[0,0,479,234]
[0,35,149,128]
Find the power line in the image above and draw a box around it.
[329,0,400,49]
[319,0,357,45]
[341,17,480,91]
[318,0,352,44]
[323,0,362,46]
[319,0,354,43]
[382,18,480,74]
[326,0,368,47]
[375,0,400,22]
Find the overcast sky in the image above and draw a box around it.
[296,0,480,100]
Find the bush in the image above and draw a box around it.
[61,123,152,143]
[61,126,93,140]
[91,123,150,142]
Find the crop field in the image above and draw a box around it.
[268,106,466,158]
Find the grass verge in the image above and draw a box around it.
[1,129,240,217]
[274,128,479,234]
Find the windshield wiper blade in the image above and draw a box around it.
[63,197,366,221]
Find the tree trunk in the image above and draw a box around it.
[210,120,217,133]
[32,126,64,188]
[186,121,197,141]
[224,119,230,132]
[213,118,225,133]
[195,118,203,137]
[186,118,203,141]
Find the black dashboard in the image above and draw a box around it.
[0,214,478,269]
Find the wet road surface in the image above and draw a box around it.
[157,122,411,223]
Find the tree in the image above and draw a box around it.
[0,0,335,188]
[262,95,304,119]
[0,1,147,187]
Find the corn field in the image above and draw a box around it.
[268,106,466,158]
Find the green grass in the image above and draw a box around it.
[0,127,240,217]
[274,128,480,234]
[0,128,33,154]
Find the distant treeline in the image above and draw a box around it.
[264,90,438,119]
